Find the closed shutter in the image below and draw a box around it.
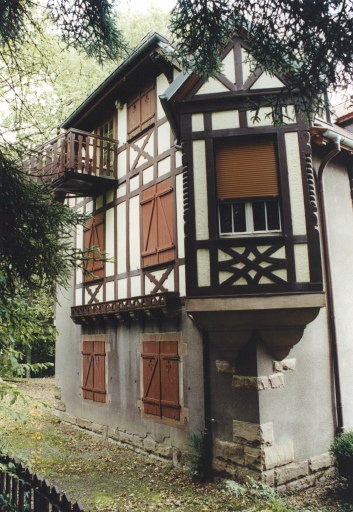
[142,340,180,419]
[141,178,175,267]
[141,83,155,131]
[83,213,105,281]
[82,340,106,403]
[127,92,141,138]
[216,137,279,200]
[127,83,155,139]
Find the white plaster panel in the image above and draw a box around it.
[145,132,154,157]
[197,249,210,287]
[157,73,170,120]
[247,107,274,126]
[175,149,182,168]
[158,156,170,177]
[86,201,93,214]
[96,287,103,303]
[105,207,115,276]
[218,249,233,262]
[96,195,104,210]
[117,183,126,198]
[75,288,83,306]
[117,202,126,274]
[117,150,126,179]
[179,264,186,297]
[143,166,154,185]
[129,174,139,192]
[76,225,83,285]
[117,278,127,299]
[192,113,204,132]
[282,105,297,124]
[158,122,171,154]
[129,195,140,270]
[250,71,285,90]
[219,271,233,284]
[145,269,175,294]
[212,110,239,130]
[222,48,236,84]
[130,275,141,297]
[117,103,127,145]
[106,190,114,204]
[144,274,155,295]
[271,268,288,281]
[129,146,140,169]
[193,140,209,240]
[242,48,252,83]
[173,68,180,80]
[294,244,310,282]
[176,173,185,259]
[105,281,115,301]
[196,77,229,95]
[285,132,307,236]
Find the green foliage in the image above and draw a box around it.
[331,430,353,487]
[170,0,353,121]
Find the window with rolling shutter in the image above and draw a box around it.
[141,340,180,420]
[216,136,281,235]
[83,212,105,281]
[82,340,106,403]
[127,82,155,139]
[141,178,175,267]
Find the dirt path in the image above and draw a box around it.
[0,378,351,512]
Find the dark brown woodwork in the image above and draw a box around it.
[82,340,106,403]
[128,82,156,138]
[83,213,105,282]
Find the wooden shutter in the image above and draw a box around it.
[127,92,141,138]
[83,212,105,281]
[216,137,279,200]
[160,341,180,420]
[141,83,155,131]
[141,178,175,267]
[142,341,161,416]
[82,341,94,400]
[142,340,180,419]
[82,340,106,403]
[92,340,106,403]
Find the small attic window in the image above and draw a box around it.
[127,82,156,138]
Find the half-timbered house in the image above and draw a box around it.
[26,31,353,488]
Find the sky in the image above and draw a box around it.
[124,0,176,12]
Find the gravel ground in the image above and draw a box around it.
[2,377,352,512]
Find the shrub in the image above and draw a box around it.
[331,430,353,486]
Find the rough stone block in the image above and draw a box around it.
[257,376,269,390]
[233,420,273,446]
[275,461,309,485]
[120,432,143,449]
[263,443,294,470]
[76,417,92,429]
[236,465,261,482]
[273,359,296,372]
[157,444,173,458]
[285,474,316,492]
[91,422,104,435]
[108,427,119,441]
[216,360,236,374]
[55,401,66,412]
[309,453,333,472]
[212,458,227,473]
[269,373,285,389]
[54,388,62,400]
[244,446,262,469]
[144,438,157,453]
[215,438,244,464]
[260,423,274,446]
[232,375,269,390]
[61,412,75,424]
[262,470,275,487]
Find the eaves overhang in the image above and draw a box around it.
[61,32,173,131]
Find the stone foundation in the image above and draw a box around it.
[212,419,334,490]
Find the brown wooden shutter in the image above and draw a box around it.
[142,340,180,419]
[142,341,161,416]
[216,137,279,200]
[160,341,180,420]
[83,213,105,281]
[82,341,94,400]
[141,83,155,131]
[127,93,141,138]
[141,178,175,267]
[92,340,106,403]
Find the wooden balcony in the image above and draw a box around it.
[23,128,119,197]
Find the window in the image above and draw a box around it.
[83,212,104,281]
[98,119,114,168]
[127,82,155,138]
[141,339,180,420]
[216,137,281,235]
[141,178,175,267]
[82,339,106,403]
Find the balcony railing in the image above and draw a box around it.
[23,128,119,195]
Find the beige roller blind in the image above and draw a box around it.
[216,138,279,199]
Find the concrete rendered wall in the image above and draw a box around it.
[55,300,205,461]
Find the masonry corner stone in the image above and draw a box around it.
[55,401,66,412]
[76,417,92,429]
[232,375,258,389]
[257,376,269,390]
[273,359,296,372]
[262,470,275,487]
[263,443,294,470]
[260,423,273,445]
[143,438,157,453]
[269,373,285,389]
[216,360,236,373]
[244,446,262,469]
[233,420,260,444]
[275,461,309,485]
[309,453,333,472]
[285,474,317,492]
